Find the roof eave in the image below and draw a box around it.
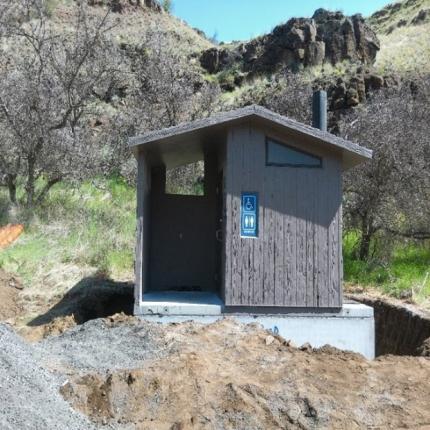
[128,105,373,167]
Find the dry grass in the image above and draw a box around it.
[369,0,430,34]
[375,22,430,73]
[367,0,430,74]
[50,1,214,55]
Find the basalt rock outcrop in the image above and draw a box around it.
[325,68,398,111]
[200,9,380,76]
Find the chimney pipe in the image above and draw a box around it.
[312,90,327,132]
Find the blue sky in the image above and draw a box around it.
[172,0,390,42]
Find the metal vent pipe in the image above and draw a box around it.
[312,90,328,132]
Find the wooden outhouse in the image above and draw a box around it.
[130,101,371,313]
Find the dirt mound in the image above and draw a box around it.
[43,318,430,430]
[1,315,430,429]
[0,269,22,321]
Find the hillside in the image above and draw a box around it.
[48,0,214,54]
[369,0,430,73]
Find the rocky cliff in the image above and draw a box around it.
[200,9,380,76]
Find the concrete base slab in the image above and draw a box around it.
[139,291,223,316]
[136,294,375,359]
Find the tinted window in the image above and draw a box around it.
[266,138,322,168]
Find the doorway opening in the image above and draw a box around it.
[147,152,225,303]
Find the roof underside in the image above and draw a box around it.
[129,105,372,170]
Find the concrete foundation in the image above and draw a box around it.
[137,292,375,359]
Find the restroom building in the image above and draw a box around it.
[129,99,372,315]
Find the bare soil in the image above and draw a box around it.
[0,269,22,321]
[58,318,430,430]
[1,270,430,429]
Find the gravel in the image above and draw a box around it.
[36,318,170,373]
[0,317,179,430]
[0,323,96,430]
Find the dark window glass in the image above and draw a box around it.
[266,138,322,168]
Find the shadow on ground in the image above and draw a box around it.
[28,277,134,327]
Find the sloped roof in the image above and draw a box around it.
[129,105,372,169]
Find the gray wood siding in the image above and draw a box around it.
[224,124,343,308]
[135,151,151,307]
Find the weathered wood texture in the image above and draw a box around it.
[135,151,151,307]
[224,124,343,307]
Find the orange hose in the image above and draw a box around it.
[0,224,24,249]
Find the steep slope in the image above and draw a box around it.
[369,0,430,72]
[49,0,214,55]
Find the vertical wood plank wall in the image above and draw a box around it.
[134,151,151,309]
[224,124,343,308]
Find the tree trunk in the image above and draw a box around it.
[25,156,36,208]
[6,174,17,204]
[359,231,372,261]
[35,177,62,205]
[358,215,375,261]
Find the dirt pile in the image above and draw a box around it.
[2,278,430,429]
[35,318,430,430]
[0,269,22,321]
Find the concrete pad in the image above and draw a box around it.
[139,291,223,316]
[136,294,375,359]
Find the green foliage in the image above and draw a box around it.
[344,231,430,303]
[216,66,240,90]
[0,177,136,283]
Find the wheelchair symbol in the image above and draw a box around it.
[245,197,254,211]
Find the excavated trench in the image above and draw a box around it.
[26,275,430,358]
[54,287,430,358]
[67,288,430,358]
[348,295,430,357]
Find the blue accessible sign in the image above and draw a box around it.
[241,193,258,238]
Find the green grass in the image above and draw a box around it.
[344,231,430,304]
[0,177,136,287]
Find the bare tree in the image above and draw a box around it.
[235,70,314,124]
[339,78,430,260]
[129,31,220,130]
[99,30,221,183]
[0,0,119,206]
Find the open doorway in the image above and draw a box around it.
[147,153,224,301]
